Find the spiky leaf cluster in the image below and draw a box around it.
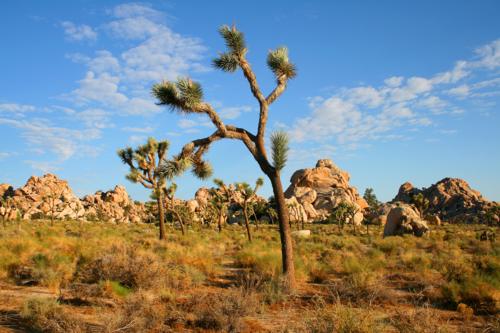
[219,25,246,55]
[212,53,239,72]
[152,78,203,112]
[270,130,289,171]
[159,158,191,180]
[192,160,213,179]
[267,47,296,79]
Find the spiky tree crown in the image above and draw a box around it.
[270,131,289,171]
[267,47,296,79]
[117,137,186,190]
[152,78,203,112]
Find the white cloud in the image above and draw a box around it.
[76,108,113,129]
[343,86,383,108]
[219,105,252,119]
[447,84,470,98]
[71,71,128,106]
[25,161,61,173]
[473,39,500,69]
[0,117,100,161]
[61,21,97,41]
[122,126,155,133]
[0,103,35,116]
[384,76,404,87]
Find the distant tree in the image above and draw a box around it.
[363,188,381,210]
[210,179,232,232]
[411,193,429,218]
[164,183,187,235]
[329,202,357,233]
[43,184,63,226]
[152,25,298,289]
[235,178,264,242]
[118,138,188,240]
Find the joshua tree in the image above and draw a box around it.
[164,183,187,235]
[210,178,232,232]
[411,193,429,218]
[152,25,298,289]
[118,138,188,240]
[235,178,264,242]
[43,185,63,226]
[330,202,356,233]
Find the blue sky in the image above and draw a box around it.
[1,1,499,202]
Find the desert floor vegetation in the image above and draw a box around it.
[0,220,498,332]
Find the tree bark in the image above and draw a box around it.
[243,201,252,242]
[268,171,296,291]
[157,190,166,240]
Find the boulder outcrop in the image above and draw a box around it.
[82,185,148,223]
[6,174,86,220]
[285,159,368,222]
[0,174,148,223]
[393,178,498,223]
[383,203,429,237]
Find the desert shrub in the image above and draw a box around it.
[102,292,170,333]
[234,240,282,282]
[441,275,498,315]
[188,289,261,332]
[7,252,75,289]
[284,298,381,333]
[74,244,165,290]
[389,306,453,333]
[20,298,85,333]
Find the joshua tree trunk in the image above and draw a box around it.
[251,207,259,230]
[269,171,296,291]
[217,211,223,232]
[243,200,252,242]
[157,189,166,240]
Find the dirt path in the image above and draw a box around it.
[0,282,59,332]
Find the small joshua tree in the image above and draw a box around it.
[210,178,232,232]
[152,25,298,289]
[118,138,188,240]
[235,178,264,242]
[411,193,429,218]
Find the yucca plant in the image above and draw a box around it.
[152,25,298,290]
[117,138,189,240]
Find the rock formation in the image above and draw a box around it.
[383,203,429,237]
[393,178,498,223]
[285,159,368,223]
[6,174,86,220]
[0,174,148,223]
[82,185,148,223]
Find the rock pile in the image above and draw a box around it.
[0,174,148,223]
[393,178,498,223]
[82,185,148,223]
[6,174,86,220]
[285,159,368,223]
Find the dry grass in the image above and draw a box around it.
[0,220,498,332]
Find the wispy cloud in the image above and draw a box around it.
[289,38,500,150]
[61,21,97,41]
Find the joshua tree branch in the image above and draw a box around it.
[266,76,287,105]
[239,57,265,105]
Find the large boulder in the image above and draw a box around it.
[383,203,429,237]
[82,185,147,223]
[285,159,368,222]
[393,178,498,223]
